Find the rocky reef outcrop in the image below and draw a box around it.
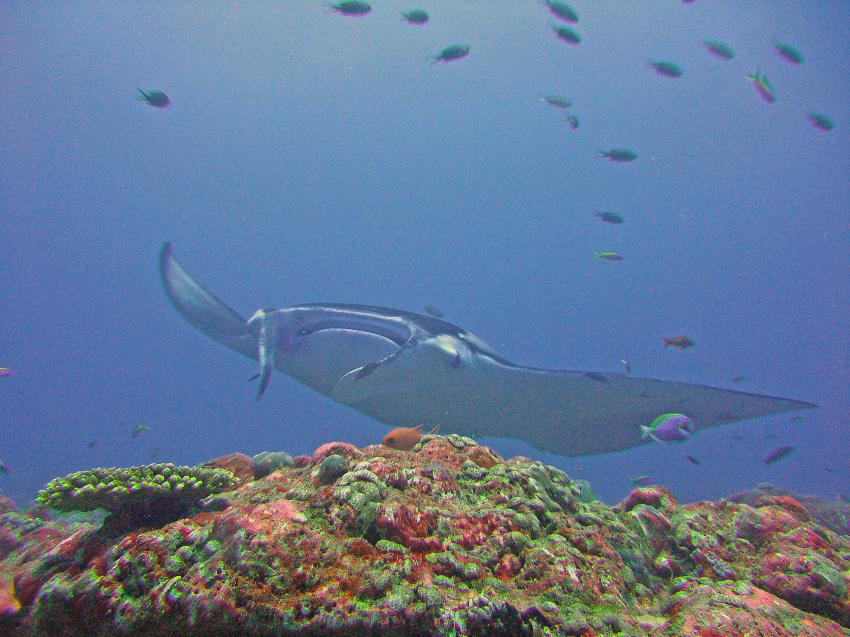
[0,433,847,636]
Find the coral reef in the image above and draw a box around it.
[0,436,847,636]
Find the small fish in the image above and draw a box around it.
[630,475,653,485]
[383,424,439,451]
[431,44,470,64]
[87,439,97,450]
[774,42,803,64]
[703,40,735,60]
[325,1,371,15]
[746,69,776,104]
[0,460,9,475]
[540,94,573,108]
[401,8,428,24]
[620,359,632,375]
[131,422,152,438]
[730,375,747,383]
[595,251,623,261]
[136,88,171,108]
[565,113,580,130]
[0,368,12,378]
[422,304,444,318]
[650,60,683,78]
[543,0,579,23]
[824,466,834,473]
[807,113,834,132]
[641,412,695,442]
[764,444,795,465]
[595,211,624,224]
[551,24,581,45]
[685,454,700,465]
[598,148,637,162]
[663,335,695,349]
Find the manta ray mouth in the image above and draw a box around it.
[294,319,409,347]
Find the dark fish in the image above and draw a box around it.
[136,89,171,109]
[422,304,444,318]
[595,251,623,261]
[620,359,631,375]
[541,94,573,108]
[663,335,695,349]
[730,375,747,383]
[551,25,581,45]
[703,40,735,60]
[650,60,683,78]
[87,439,97,450]
[565,113,579,129]
[747,69,776,104]
[0,368,11,378]
[764,445,795,465]
[543,0,579,23]
[131,422,152,438]
[807,113,834,132]
[774,42,803,64]
[431,44,470,64]
[401,9,428,24]
[598,148,637,162]
[686,454,700,465]
[824,466,834,473]
[326,1,371,15]
[630,475,653,485]
[595,211,624,224]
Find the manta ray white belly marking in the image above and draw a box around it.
[159,242,816,457]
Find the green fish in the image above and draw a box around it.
[598,148,637,162]
[551,24,581,45]
[431,44,470,64]
[595,251,623,261]
[326,1,371,16]
[594,211,624,224]
[774,42,803,64]
[544,0,578,23]
[131,422,152,438]
[650,60,683,78]
[541,94,573,109]
[401,9,428,24]
[807,113,834,132]
[565,114,579,130]
[703,40,735,60]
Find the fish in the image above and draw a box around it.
[703,40,735,60]
[650,61,683,78]
[641,412,695,442]
[325,1,371,16]
[630,475,653,485]
[764,445,795,465]
[685,454,700,465]
[598,148,637,162]
[401,9,428,24]
[663,336,694,349]
[774,42,803,64]
[551,25,581,45]
[87,439,97,450]
[595,211,624,224]
[136,89,171,109]
[383,424,439,451]
[0,368,12,378]
[730,375,747,383]
[595,251,623,261]
[159,243,816,458]
[131,422,152,438]
[807,113,834,132]
[431,45,470,64]
[540,95,573,108]
[746,69,776,104]
[565,114,580,130]
[620,359,632,375]
[543,0,579,23]
[422,304,444,318]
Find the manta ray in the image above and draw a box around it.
[160,243,815,456]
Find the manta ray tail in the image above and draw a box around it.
[159,242,256,360]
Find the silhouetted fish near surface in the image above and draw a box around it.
[543,0,578,23]
[0,368,12,378]
[595,211,624,224]
[807,113,834,132]
[685,454,700,465]
[703,40,735,60]
[541,94,573,108]
[325,1,371,15]
[641,413,695,442]
[650,60,683,78]
[131,422,151,438]
[565,114,579,130]
[747,69,776,104]
[431,45,470,64]
[595,251,623,261]
[730,375,747,383]
[401,9,428,24]
[598,148,637,162]
[663,335,694,349]
[136,89,170,108]
[764,445,795,465]
[422,304,444,318]
[551,25,581,45]
[774,42,803,64]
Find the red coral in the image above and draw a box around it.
[312,442,361,464]
[753,494,812,523]
[617,486,678,513]
[375,504,443,552]
[452,512,517,550]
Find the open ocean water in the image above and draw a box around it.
[1,1,848,508]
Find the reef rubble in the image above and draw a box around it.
[0,434,847,636]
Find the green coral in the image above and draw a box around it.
[36,463,238,514]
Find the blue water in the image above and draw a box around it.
[2,1,847,507]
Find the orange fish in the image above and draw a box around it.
[382,424,439,451]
